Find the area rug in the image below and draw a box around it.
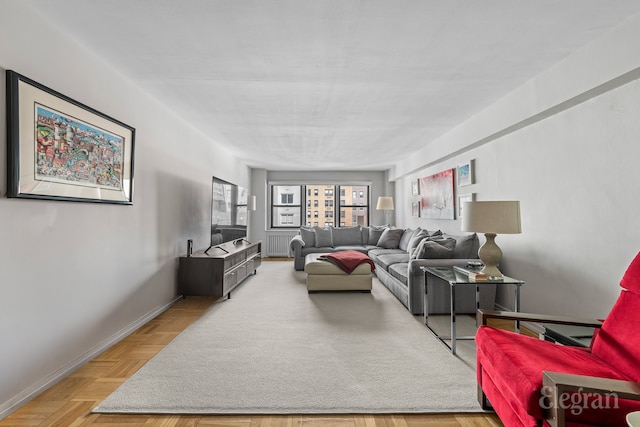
[93,261,481,414]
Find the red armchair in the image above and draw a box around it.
[476,252,640,427]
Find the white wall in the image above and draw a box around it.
[0,2,248,417]
[393,13,640,319]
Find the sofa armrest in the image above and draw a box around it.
[477,309,603,328]
[289,234,305,250]
[542,371,640,427]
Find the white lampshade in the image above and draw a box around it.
[247,195,257,211]
[461,200,521,277]
[461,201,521,234]
[376,196,395,211]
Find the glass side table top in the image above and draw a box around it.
[423,265,524,285]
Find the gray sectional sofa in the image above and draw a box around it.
[289,225,495,315]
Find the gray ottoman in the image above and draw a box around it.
[304,253,373,293]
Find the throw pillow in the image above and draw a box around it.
[314,227,334,247]
[415,238,457,259]
[299,226,316,247]
[408,229,429,258]
[377,228,405,249]
[443,233,478,258]
[398,228,417,252]
[368,225,387,246]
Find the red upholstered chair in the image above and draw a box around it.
[476,252,640,427]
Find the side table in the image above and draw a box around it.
[421,265,524,355]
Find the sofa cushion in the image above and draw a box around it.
[331,226,362,246]
[415,238,456,259]
[375,253,410,270]
[388,263,409,285]
[301,226,318,247]
[377,228,405,249]
[368,248,405,262]
[314,227,333,247]
[444,233,479,259]
[368,225,387,245]
[398,228,417,252]
[476,326,638,426]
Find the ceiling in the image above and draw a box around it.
[24,0,640,171]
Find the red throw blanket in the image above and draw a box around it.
[319,250,375,274]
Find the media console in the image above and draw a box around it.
[178,240,261,298]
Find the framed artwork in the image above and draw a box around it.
[419,168,455,219]
[411,179,419,196]
[6,70,135,204]
[457,193,475,218]
[411,202,420,217]
[457,160,474,186]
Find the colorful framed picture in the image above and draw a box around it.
[419,168,455,220]
[457,193,475,218]
[457,160,474,186]
[6,70,135,204]
[411,179,419,196]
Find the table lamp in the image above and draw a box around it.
[376,196,394,224]
[461,200,521,277]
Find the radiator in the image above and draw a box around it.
[266,232,297,257]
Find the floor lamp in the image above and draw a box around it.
[460,200,521,277]
[376,196,394,225]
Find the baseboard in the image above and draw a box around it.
[0,295,183,421]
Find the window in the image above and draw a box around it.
[271,185,302,228]
[338,185,369,227]
[271,183,369,228]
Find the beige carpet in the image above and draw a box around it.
[93,261,482,414]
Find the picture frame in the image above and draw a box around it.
[6,70,135,204]
[419,168,455,220]
[457,193,475,218]
[457,160,474,186]
[411,179,419,196]
[411,202,420,217]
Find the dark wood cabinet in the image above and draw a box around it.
[178,240,261,298]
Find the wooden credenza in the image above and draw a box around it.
[178,240,261,298]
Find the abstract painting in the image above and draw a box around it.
[419,168,455,219]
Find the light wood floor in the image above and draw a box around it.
[1,268,505,426]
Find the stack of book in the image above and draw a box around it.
[469,271,489,281]
[469,271,504,282]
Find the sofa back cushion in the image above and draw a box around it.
[377,228,405,249]
[300,226,316,247]
[591,252,640,381]
[368,225,387,246]
[331,226,362,246]
[314,227,334,247]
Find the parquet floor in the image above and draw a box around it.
[1,261,504,427]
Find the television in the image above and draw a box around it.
[205,177,249,254]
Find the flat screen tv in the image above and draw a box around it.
[205,177,248,253]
